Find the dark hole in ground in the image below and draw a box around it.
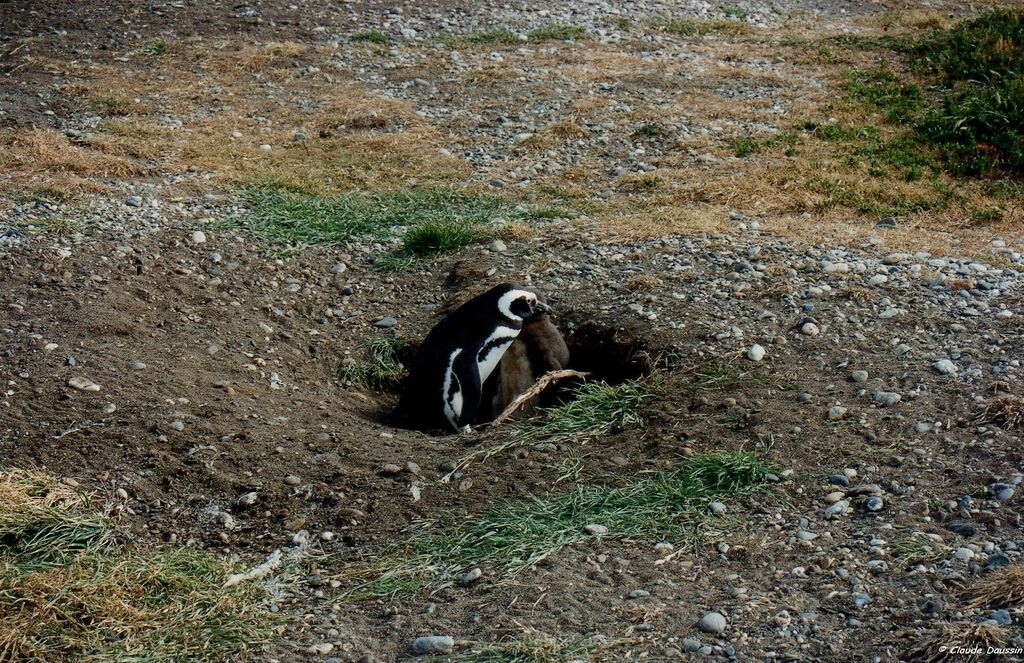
[561,319,654,386]
[363,314,655,431]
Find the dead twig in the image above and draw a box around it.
[490,370,590,426]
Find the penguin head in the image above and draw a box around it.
[497,286,551,321]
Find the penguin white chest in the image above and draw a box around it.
[476,326,520,383]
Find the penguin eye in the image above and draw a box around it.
[509,297,532,317]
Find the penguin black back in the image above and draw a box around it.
[387,283,548,432]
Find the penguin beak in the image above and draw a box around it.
[534,301,552,315]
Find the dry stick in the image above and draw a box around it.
[489,369,591,427]
[440,369,592,484]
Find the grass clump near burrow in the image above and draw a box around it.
[244,183,572,258]
[0,469,276,662]
[514,379,647,446]
[456,379,649,469]
[343,451,776,599]
[337,336,406,390]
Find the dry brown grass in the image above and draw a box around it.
[965,564,1024,609]
[1,39,464,198]
[0,129,145,179]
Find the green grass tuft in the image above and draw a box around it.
[402,219,482,256]
[632,123,663,138]
[513,379,647,446]
[337,336,407,390]
[721,5,749,20]
[892,534,947,565]
[132,38,168,57]
[344,451,776,599]
[351,30,388,44]
[840,67,923,123]
[732,130,800,158]
[694,362,764,391]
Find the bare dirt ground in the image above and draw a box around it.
[2,0,1023,661]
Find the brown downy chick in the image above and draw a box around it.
[487,314,569,420]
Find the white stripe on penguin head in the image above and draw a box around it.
[496,289,537,322]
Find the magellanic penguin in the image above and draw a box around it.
[388,283,551,433]
[485,313,570,420]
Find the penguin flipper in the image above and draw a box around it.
[452,347,483,430]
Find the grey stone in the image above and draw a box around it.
[411,636,454,655]
[697,611,727,634]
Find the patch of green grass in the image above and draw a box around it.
[807,175,956,217]
[337,336,406,390]
[799,120,941,183]
[733,136,761,157]
[0,469,276,662]
[402,218,482,256]
[344,451,776,598]
[840,67,923,123]
[7,215,88,236]
[456,633,620,663]
[132,38,167,57]
[969,206,1005,224]
[839,9,1024,175]
[351,30,388,44]
[243,184,565,257]
[514,379,648,446]
[693,362,764,391]
[451,378,650,471]
[373,255,417,272]
[11,186,75,205]
[528,24,588,42]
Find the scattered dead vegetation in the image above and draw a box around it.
[966,564,1024,609]
[909,622,1010,663]
[976,395,1024,430]
[0,468,276,662]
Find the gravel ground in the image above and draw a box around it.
[2,0,1024,661]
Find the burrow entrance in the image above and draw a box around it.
[351,315,656,431]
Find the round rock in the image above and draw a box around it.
[697,611,727,634]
